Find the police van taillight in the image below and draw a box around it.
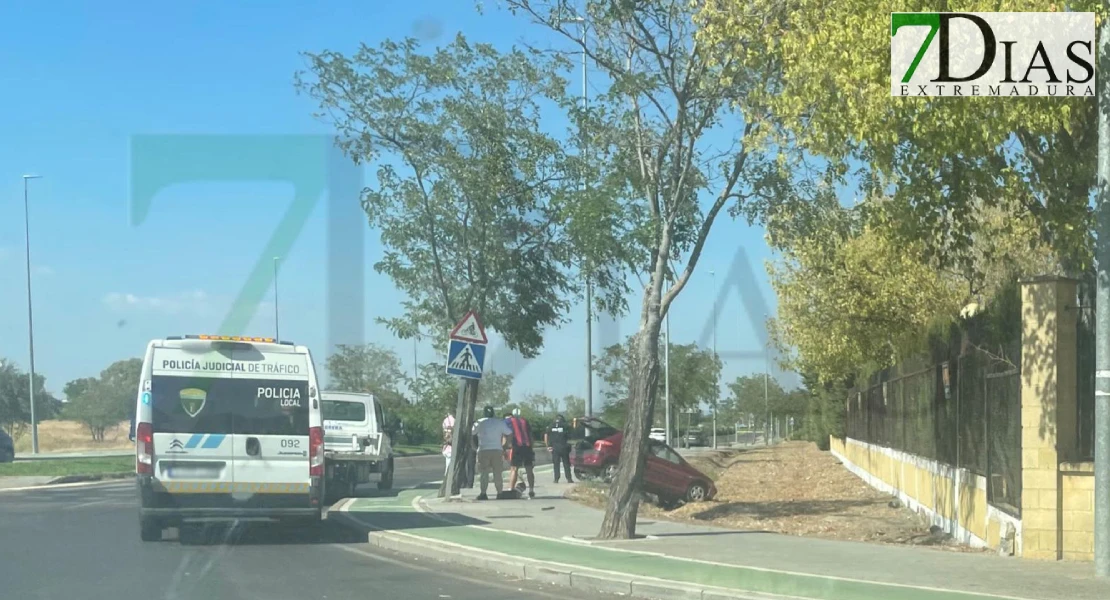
[136,423,154,474]
[309,427,325,476]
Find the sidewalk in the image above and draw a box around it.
[336,482,1109,600]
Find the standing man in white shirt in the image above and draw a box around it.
[472,405,512,500]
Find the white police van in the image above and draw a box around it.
[133,335,325,541]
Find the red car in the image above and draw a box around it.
[570,417,717,507]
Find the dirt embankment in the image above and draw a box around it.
[569,441,988,553]
[11,420,132,453]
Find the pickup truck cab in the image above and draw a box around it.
[320,391,394,502]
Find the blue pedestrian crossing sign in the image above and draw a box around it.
[446,339,485,379]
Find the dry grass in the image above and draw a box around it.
[569,441,989,553]
[11,420,132,453]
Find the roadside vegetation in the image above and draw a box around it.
[0,456,133,478]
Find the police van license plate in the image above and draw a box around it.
[167,465,218,479]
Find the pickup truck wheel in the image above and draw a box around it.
[686,481,709,503]
[139,516,162,542]
[377,457,394,490]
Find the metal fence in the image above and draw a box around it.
[1077,302,1096,460]
[845,345,1022,516]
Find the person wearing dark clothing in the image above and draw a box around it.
[506,409,535,498]
[545,415,574,484]
[464,429,478,488]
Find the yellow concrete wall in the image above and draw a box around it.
[1060,463,1095,561]
[830,436,1009,550]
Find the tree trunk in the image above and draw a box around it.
[598,307,663,539]
[439,378,479,497]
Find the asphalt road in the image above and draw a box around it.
[0,450,607,600]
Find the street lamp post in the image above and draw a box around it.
[273,257,281,340]
[665,300,671,446]
[710,270,718,449]
[23,174,43,455]
[765,335,771,446]
[559,11,592,420]
[574,15,593,421]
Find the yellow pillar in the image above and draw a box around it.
[1020,276,1078,560]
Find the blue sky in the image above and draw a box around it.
[0,1,786,410]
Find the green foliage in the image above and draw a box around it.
[520,392,560,417]
[697,0,1098,273]
[592,336,722,426]
[561,394,586,417]
[325,343,411,432]
[63,358,142,441]
[796,373,849,451]
[0,359,61,438]
[766,188,1062,386]
[297,34,624,357]
[768,221,964,383]
[722,374,791,427]
[398,362,515,444]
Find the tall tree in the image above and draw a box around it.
[766,194,1062,384]
[297,33,622,496]
[562,394,586,417]
[593,337,721,429]
[522,392,559,416]
[0,358,61,439]
[697,0,1097,274]
[723,374,785,427]
[63,358,142,441]
[325,343,410,424]
[504,0,790,538]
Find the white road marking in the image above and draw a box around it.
[329,544,572,600]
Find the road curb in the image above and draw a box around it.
[332,500,791,600]
[50,472,134,485]
[0,474,134,493]
[357,525,777,600]
[333,498,1042,600]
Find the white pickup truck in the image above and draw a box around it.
[320,391,395,502]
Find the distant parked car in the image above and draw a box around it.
[649,428,666,443]
[570,417,716,508]
[683,430,704,447]
[0,429,14,463]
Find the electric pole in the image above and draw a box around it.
[1094,5,1110,577]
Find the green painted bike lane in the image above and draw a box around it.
[343,493,1019,600]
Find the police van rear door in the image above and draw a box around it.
[228,344,312,503]
[150,344,237,497]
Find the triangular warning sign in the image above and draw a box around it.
[449,309,488,344]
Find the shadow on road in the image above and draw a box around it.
[649,529,775,537]
[174,519,367,546]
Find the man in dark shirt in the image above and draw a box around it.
[506,409,536,498]
[545,414,574,484]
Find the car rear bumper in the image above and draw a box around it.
[137,475,323,521]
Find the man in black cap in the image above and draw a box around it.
[545,414,574,484]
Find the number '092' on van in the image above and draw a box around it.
[132,335,325,541]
